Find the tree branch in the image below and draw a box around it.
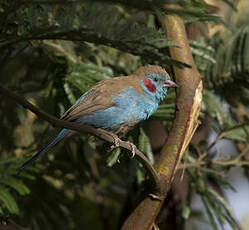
[0,84,161,192]
[121,7,203,230]
[0,216,28,230]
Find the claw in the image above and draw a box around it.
[110,135,120,150]
[128,142,136,158]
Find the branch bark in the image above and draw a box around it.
[0,84,161,191]
[121,9,203,230]
[0,217,28,230]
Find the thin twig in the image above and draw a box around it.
[178,161,205,169]
[42,40,77,63]
[0,84,161,192]
[179,145,249,171]
[207,132,224,151]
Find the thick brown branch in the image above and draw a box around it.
[0,84,161,191]
[121,8,202,230]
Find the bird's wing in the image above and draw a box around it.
[61,76,138,121]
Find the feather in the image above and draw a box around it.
[18,129,70,172]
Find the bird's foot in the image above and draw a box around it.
[111,135,121,150]
[97,129,137,158]
[127,141,136,158]
[98,129,121,150]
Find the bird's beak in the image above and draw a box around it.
[163,79,178,88]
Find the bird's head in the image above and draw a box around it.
[136,65,178,102]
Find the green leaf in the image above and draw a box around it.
[0,186,20,214]
[19,172,36,180]
[1,177,30,196]
[206,195,226,227]
[203,90,234,128]
[106,148,121,167]
[206,187,233,218]
[152,103,175,119]
[136,165,145,185]
[202,197,219,230]
[182,205,191,219]
[220,0,237,10]
[66,62,113,94]
[221,123,249,142]
[64,82,76,105]
[0,157,19,165]
[191,47,216,64]
[139,127,154,164]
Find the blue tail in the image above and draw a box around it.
[18,129,70,173]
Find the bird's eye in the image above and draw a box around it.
[154,78,158,82]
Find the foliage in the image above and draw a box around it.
[0,0,249,230]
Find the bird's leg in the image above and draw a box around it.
[97,129,137,158]
[97,129,121,149]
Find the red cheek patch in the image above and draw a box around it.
[143,79,156,93]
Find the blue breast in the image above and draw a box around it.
[76,87,159,130]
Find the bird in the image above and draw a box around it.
[19,65,177,172]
